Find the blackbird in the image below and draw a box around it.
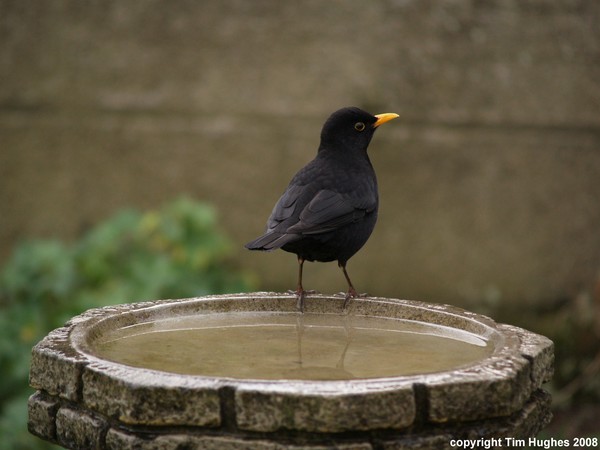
[245,106,398,311]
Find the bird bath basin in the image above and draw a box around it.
[29,293,553,449]
[93,311,492,380]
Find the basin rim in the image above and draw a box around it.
[72,292,504,385]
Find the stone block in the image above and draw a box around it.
[82,363,221,426]
[56,406,107,450]
[235,384,416,433]
[425,354,532,423]
[106,428,373,450]
[27,391,59,442]
[498,323,554,386]
[29,327,86,401]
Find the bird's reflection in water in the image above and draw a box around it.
[287,314,356,380]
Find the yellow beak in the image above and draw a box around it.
[373,113,399,128]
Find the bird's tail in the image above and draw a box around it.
[245,232,297,251]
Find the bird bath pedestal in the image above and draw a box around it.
[28,293,553,449]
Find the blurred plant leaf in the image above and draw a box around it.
[0,197,255,450]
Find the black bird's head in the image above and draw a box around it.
[319,107,398,155]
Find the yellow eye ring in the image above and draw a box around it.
[354,122,366,132]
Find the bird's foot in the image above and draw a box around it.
[287,289,318,312]
[342,288,368,309]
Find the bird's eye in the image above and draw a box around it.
[354,122,366,132]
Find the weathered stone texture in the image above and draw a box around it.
[27,391,59,442]
[29,327,85,401]
[82,364,222,426]
[56,406,107,450]
[105,429,373,450]
[235,386,416,432]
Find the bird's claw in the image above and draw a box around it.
[342,289,368,309]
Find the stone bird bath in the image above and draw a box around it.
[28,293,553,449]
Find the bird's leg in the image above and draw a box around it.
[339,261,367,309]
[295,257,307,311]
[285,256,308,312]
[287,257,318,311]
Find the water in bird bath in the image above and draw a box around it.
[93,312,492,380]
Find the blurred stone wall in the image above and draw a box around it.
[1,0,599,307]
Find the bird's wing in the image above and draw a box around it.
[265,184,308,231]
[246,184,372,251]
[286,189,368,235]
[245,184,310,250]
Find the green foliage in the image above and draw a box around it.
[0,197,255,449]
